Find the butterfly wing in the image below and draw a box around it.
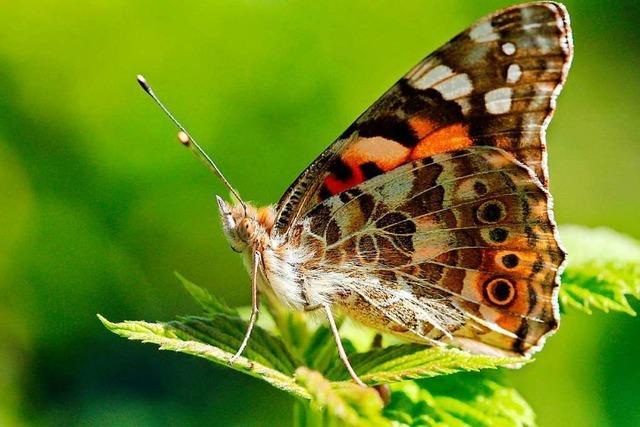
[291,146,565,356]
[274,2,572,236]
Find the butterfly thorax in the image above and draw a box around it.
[216,196,315,310]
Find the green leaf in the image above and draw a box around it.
[559,225,640,315]
[385,373,535,427]
[99,227,640,427]
[295,367,388,427]
[97,314,309,399]
[266,302,314,353]
[303,326,335,371]
[325,344,525,385]
[302,318,359,374]
[561,261,640,315]
[175,272,238,317]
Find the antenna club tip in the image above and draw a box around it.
[177,131,191,146]
[136,74,152,93]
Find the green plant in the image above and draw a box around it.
[99,226,639,426]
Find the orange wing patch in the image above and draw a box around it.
[411,123,473,160]
[322,123,473,198]
[408,116,438,139]
[323,137,410,196]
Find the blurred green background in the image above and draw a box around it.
[1,0,638,425]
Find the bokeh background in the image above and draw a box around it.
[1,1,638,425]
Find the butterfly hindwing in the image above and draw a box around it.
[291,146,564,356]
[274,2,572,236]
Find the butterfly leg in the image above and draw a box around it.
[323,304,366,387]
[230,251,261,363]
[303,303,322,312]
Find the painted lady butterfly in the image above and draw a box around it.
[139,2,573,386]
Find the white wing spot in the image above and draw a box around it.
[433,73,473,100]
[534,36,553,54]
[506,63,522,84]
[455,98,472,115]
[484,87,513,115]
[502,42,516,55]
[469,21,499,42]
[411,64,453,90]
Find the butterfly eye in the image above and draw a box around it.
[238,218,255,241]
[484,278,516,306]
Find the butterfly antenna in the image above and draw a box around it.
[136,75,246,211]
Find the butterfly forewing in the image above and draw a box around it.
[274,2,572,236]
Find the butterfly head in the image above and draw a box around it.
[216,196,275,253]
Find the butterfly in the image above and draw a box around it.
[138,1,572,386]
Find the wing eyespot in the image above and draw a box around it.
[484,278,516,306]
[473,180,488,195]
[476,200,506,224]
[501,253,519,269]
[489,227,509,242]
